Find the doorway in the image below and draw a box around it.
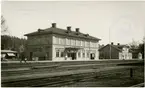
[30,52,33,60]
[90,53,95,60]
[71,53,76,60]
[67,52,76,60]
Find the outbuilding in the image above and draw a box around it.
[1,50,18,61]
[99,43,132,60]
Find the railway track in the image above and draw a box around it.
[2,72,97,87]
[2,61,144,87]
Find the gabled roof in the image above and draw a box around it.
[99,44,130,52]
[24,27,101,41]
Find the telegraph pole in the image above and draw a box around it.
[109,27,111,59]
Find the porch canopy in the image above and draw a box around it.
[64,46,83,53]
[7,53,15,57]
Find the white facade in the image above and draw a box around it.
[52,36,99,61]
[138,53,142,59]
[119,47,132,60]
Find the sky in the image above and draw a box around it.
[1,1,145,44]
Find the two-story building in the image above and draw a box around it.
[99,42,132,60]
[24,23,101,61]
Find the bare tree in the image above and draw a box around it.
[129,39,139,49]
[1,15,9,35]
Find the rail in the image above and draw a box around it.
[2,66,143,87]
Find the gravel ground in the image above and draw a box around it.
[66,67,144,87]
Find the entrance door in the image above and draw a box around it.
[71,53,76,60]
[90,53,95,60]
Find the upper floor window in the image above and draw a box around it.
[86,41,90,47]
[68,38,71,45]
[76,40,81,46]
[82,41,85,47]
[71,39,75,46]
[91,42,96,47]
[80,40,82,46]
[56,37,59,44]
[59,38,65,45]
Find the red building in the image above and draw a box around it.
[99,43,132,59]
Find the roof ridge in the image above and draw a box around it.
[24,27,101,41]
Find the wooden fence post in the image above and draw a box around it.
[130,68,133,78]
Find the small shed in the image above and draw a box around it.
[1,50,18,60]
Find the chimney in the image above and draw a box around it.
[76,28,80,32]
[52,23,56,28]
[67,26,71,31]
[111,42,113,45]
[38,28,41,32]
[117,43,120,45]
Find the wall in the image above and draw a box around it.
[99,45,119,59]
[119,47,132,60]
[52,34,99,61]
[26,34,53,60]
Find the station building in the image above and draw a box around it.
[24,23,101,61]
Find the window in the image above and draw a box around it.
[73,39,75,46]
[96,43,98,48]
[65,38,67,45]
[71,39,75,46]
[79,40,81,46]
[60,38,64,45]
[77,40,81,46]
[90,42,92,47]
[87,51,89,58]
[56,50,59,57]
[82,50,85,58]
[78,52,81,58]
[91,42,95,47]
[82,41,85,47]
[83,53,85,58]
[76,40,78,46]
[85,41,87,47]
[68,38,71,45]
[56,37,59,44]
[86,41,89,47]
[80,40,82,46]
[60,51,64,57]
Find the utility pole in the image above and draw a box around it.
[108,17,124,59]
[109,27,111,59]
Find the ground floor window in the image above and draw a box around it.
[83,52,85,58]
[60,51,64,57]
[56,50,59,57]
[87,52,89,58]
[78,52,81,58]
